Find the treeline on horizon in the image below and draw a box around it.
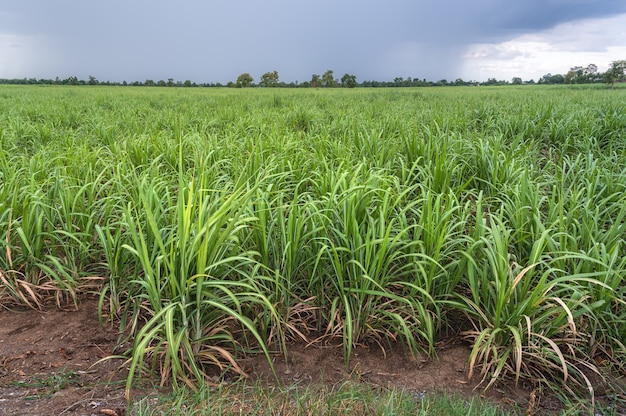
[1,61,624,88]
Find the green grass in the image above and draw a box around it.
[12,369,81,399]
[1,84,625,412]
[130,382,512,416]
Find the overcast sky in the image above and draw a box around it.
[1,0,626,83]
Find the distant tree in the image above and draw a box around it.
[167,78,174,87]
[340,73,357,88]
[183,80,192,87]
[321,70,336,87]
[310,74,320,88]
[565,66,585,84]
[64,76,79,85]
[454,78,466,86]
[573,66,584,78]
[564,70,577,84]
[144,79,155,86]
[540,73,564,84]
[87,75,98,85]
[605,60,626,89]
[511,77,522,85]
[584,63,598,76]
[259,70,279,87]
[236,73,254,87]
[549,74,565,84]
[538,73,552,84]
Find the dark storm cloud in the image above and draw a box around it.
[1,0,626,82]
[389,0,626,42]
[469,0,626,38]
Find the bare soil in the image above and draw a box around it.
[0,299,617,416]
[0,298,130,416]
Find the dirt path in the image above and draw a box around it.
[0,300,549,415]
[0,299,129,416]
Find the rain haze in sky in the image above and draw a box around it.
[1,0,625,83]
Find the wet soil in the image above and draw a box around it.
[0,299,619,415]
[0,298,132,415]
